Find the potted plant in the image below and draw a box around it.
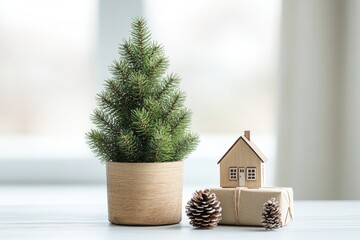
[86,17,199,226]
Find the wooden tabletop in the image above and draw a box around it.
[1,185,359,240]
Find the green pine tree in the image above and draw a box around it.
[86,17,199,163]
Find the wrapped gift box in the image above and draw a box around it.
[210,187,294,226]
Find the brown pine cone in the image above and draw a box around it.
[261,198,283,230]
[185,189,222,229]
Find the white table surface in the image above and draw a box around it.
[1,185,360,240]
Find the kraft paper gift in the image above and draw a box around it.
[210,187,294,226]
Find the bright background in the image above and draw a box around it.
[1,0,360,199]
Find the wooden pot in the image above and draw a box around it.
[106,161,183,225]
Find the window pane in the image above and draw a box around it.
[229,167,238,180]
[145,0,280,134]
[247,167,256,180]
[0,0,97,135]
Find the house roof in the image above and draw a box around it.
[217,136,268,164]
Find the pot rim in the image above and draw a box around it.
[107,161,183,164]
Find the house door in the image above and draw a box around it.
[239,168,245,187]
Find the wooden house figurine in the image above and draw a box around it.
[217,131,267,189]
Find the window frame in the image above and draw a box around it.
[246,167,257,181]
[229,167,238,181]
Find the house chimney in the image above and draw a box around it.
[244,130,250,141]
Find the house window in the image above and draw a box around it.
[229,167,238,180]
[247,168,256,181]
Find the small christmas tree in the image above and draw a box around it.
[261,198,283,230]
[86,17,199,163]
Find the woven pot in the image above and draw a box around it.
[106,161,183,225]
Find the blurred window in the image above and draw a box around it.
[0,0,97,136]
[145,0,280,135]
[0,0,280,184]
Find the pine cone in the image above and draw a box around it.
[185,189,222,229]
[261,198,283,230]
